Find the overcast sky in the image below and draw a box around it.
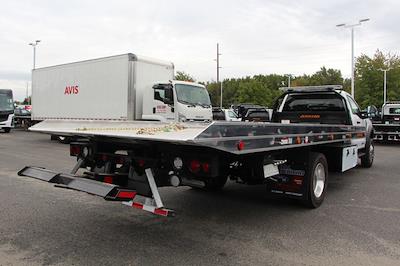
[1,0,399,101]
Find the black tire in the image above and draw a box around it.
[361,138,374,168]
[3,127,11,133]
[204,175,228,191]
[303,152,328,208]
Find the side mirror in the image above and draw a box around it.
[358,111,369,119]
[164,88,174,105]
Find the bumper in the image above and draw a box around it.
[0,114,14,128]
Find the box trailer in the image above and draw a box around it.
[32,53,212,123]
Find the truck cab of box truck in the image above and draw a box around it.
[0,89,14,133]
[144,80,212,122]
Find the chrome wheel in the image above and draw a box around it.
[313,163,326,198]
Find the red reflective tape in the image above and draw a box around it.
[104,176,113,184]
[154,208,169,216]
[117,191,137,199]
[132,202,143,209]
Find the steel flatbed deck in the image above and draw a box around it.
[30,120,366,154]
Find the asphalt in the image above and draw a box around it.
[0,129,399,266]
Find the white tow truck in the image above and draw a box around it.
[372,101,400,141]
[19,85,374,216]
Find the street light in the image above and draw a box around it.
[378,68,392,104]
[285,74,293,87]
[336,18,370,98]
[29,40,41,69]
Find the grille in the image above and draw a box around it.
[0,114,9,122]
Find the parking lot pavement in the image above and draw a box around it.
[1,129,400,266]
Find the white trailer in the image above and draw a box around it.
[32,54,212,123]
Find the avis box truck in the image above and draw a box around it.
[32,54,212,124]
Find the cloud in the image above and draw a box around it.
[0,0,399,90]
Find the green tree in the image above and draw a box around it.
[355,50,400,108]
[175,71,195,82]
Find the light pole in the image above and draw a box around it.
[336,18,369,98]
[378,68,392,104]
[29,40,41,69]
[285,74,293,87]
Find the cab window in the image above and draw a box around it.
[347,96,360,114]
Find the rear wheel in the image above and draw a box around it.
[3,127,11,133]
[361,139,374,168]
[303,152,328,208]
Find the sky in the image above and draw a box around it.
[0,0,399,101]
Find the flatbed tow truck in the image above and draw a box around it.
[372,101,400,142]
[19,86,374,216]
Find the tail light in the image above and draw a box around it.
[189,160,201,173]
[70,145,81,156]
[202,162,210,173]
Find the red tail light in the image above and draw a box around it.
[70,145,81,156]
[189,160,201,173]
[202,162,210,173]
[104,176,113,184]
[237,140,245,151]
[137,159,145,167]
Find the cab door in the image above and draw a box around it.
[152,85,175,122]
[346,96,366,149]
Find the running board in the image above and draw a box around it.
[18,166,174,217]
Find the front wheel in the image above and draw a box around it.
[361,139,374,168]
[303,152,328,208]
[3,127,11,133]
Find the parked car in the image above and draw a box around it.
[212,107,241,121]
[242,107,270,122]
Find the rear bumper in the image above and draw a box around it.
[372,124,400,141]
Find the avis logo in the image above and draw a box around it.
[64,85,79,95]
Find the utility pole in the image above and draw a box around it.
[336,18,370,98]
[216,43,222,108]
[26,82,29,103]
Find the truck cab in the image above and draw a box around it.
[272,85,374,153]
[147,80,212,122]
[372,102,400,141]
[0,89,14,133]
[381,102,400,124]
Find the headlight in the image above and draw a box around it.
[178,113,187,122]
[173,157,183,170]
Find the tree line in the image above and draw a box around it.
[176,50,400,109]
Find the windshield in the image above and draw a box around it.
[0,91,14,111]
[389,107,400,114]
[175,84,211,107]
